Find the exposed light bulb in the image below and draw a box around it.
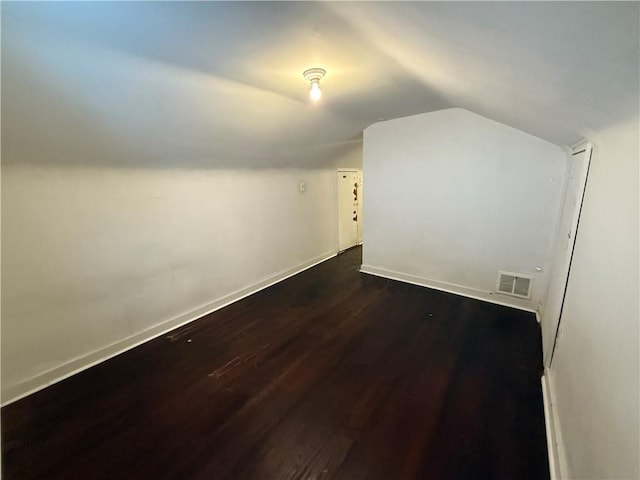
[303,68,326,102]
[309,81,322,102]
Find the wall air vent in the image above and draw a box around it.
[496,271,533,299]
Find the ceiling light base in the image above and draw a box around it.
[303,68,326,83]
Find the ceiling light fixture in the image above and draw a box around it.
[303,68,326,102]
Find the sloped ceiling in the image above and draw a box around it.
[2,1,638,168]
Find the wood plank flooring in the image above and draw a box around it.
[2,247,549,479]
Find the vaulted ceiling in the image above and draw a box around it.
[3,2,638,168]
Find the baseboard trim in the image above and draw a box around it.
[542,373,559,480]
[543,368,569,479]
[2,250,337,406]
[359,265,536,314]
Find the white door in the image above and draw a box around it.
[337,170,360,251]
[542,143,593,366]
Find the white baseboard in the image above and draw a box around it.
[2,250,337,406]
[543,368,569,480]
[542,373,560,480]
[359,264,536,314]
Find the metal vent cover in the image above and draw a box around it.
[497,271,533,299]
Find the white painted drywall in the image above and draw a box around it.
[547,116,639,479]
[1,165,337,403]
[540,144,591,365]
[361,108,567,309]
[332,143,363,169]
[7,2,636,162]
[1,4,341,404]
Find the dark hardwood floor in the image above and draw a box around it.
[2,247,549,479]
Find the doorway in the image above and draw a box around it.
[542,142,593,366]
[336,169,362,252]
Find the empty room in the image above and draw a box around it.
[1,2,638,479]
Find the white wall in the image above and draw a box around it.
[1,3,341,404]
[1,165,337,403]
[540,144,591,365]
[547,116,639,479]
[361,108,567,310]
